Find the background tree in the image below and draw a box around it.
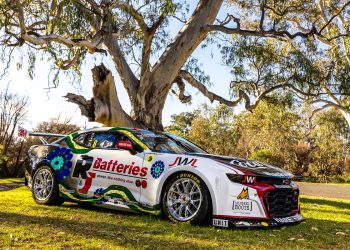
[219,1,350,127]
[3,115,80,178]
[166,110,199,138]
[167,98,350,182]
[1,0,349,130]
[0,88,28,177]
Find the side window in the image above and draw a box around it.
[88,132,120,149]
[73,133,87,146]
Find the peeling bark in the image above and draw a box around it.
[66,64,141,128]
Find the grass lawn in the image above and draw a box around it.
[0,185,349,249]
[0,178,24,184]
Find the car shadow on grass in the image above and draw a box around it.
[300,197,350,210]
[1,205,350,249]
[0,183,24,192]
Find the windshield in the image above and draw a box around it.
[132,130,207,154]
[133,130,187,153]
[165,133,207,154]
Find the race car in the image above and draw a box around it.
[22,127,304,228]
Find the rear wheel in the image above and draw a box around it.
[162,172,211,225]
[32,166,64,206]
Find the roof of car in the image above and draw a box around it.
[75,127,158,134]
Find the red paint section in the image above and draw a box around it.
[190,159,198,168]
[116,141,133,150]
[213,214,267,220]
[78,172,96,194]
[169,157,179,166]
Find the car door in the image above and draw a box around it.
[70,131,145,204]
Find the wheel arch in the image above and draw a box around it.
[32,160,53,177]
[157,169,218,215]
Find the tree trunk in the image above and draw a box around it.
[340,110,350,128]
[66,1,223,131]
[66,64,141,128]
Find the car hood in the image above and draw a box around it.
[191,153,293,178]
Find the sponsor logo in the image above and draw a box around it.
[213,219,229,228]
[230,159,263,168]
[73,156,94,179]
[283,179,291,185]
[237,187,249,200]
[79,172,96,194]
[145,154,154,163]
[232,187,254,213]
[234,221,251,227]
[93,157,148,177]
[150,161,165,179]
[169,157,198,168]
[72,156,147,194]
[18,127,28,138]
[135,179,148,189]
[274,213,303,223]
[232,200,253,211]
[242,176,256,184]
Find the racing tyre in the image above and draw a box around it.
[32,165,64,206]
[162,172,212,225]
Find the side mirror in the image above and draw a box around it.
[116,141,133,150]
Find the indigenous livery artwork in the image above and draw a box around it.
[22,127,304,228]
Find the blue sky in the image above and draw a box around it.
[0,1,241,130]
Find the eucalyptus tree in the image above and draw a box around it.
[1,0,349,130]
[220,1,350,126]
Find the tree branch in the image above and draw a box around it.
[319,1,350,34]
[171,77,192,104]
[208,1,350,43]
[13,0,105,53]
[103,35,139,100]
[179,70,253,110]
[151,0,223,89]
[64,93,95,121]
[106,0,148,35]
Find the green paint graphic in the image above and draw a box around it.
[51,156,64,170]
[59,184,161,215]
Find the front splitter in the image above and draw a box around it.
[212,213,305,229]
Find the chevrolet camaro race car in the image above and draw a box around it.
[22,127,304,228]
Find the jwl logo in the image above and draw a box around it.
[213,219,229,228]
[169,157,198,168]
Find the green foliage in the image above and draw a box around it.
[165,110,200,138]
[167,98,350,182]
[249,149,276,164]
[0,144,8,165]
[0,0,189,84]
[189,105,240,156]
[307,110,350,182]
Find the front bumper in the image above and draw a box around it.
[212,212,305,229]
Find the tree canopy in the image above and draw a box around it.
[1,0,350,130]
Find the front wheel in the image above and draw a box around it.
[162,172,212,225]
[32,166,64,206]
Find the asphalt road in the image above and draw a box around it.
[1,181,350,200]
[297,182,350,200]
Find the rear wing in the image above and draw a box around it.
[18,126,66,144]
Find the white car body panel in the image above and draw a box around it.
[27,127,304,228]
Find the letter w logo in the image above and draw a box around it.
[245,176,256,184]
[179,157,192,165]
